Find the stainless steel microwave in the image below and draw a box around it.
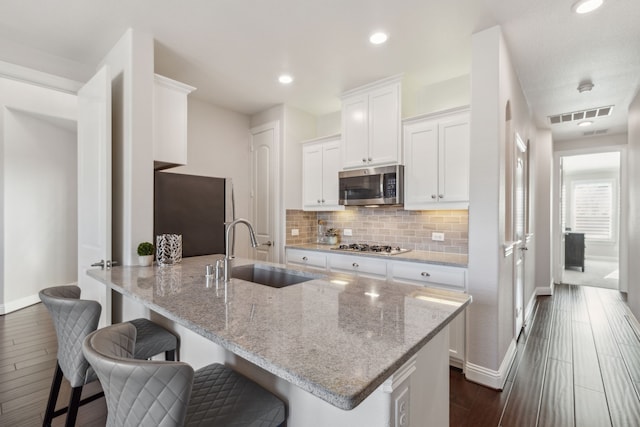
[339,165,404,206]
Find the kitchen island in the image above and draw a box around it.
[88,255,470,427]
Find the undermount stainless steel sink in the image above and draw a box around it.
[232,264,320,288]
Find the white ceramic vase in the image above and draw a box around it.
[139,255,154,267]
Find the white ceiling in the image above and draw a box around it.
[0,0,638,141]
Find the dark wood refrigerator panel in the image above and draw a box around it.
[154,172,226,257]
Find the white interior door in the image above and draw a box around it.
[514,136,526,338]
[251,122,279,262]
[77,65,112,327]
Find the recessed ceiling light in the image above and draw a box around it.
[573,0,603,14]
[369,32,388,45]
[278,74,293,84]
[578,120,593,127]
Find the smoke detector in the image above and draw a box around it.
[577,81,595,93]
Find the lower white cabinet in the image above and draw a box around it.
[388,260,466,291]
[286,249,327,271]
[328,253,387,279]
[449,310,466,369]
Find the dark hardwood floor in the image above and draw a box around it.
[451,284,640,427]
[0,302,106,426]
[1,283,639,426]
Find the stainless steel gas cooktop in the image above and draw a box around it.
[331,243,411,256]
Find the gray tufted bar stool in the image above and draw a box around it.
[39,285,179,427]
[83,322,286,427]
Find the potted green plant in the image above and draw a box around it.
[325,228,339,245]
[137,242,155,267]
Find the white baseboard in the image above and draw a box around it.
[536,282,554,296]
[625,307,640,342]
[525,292,537,325]
[0,294,41,315]
[465,339,516,390]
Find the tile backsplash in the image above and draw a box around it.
[285,206,468,254]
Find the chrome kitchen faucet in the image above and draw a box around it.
[224,218,259,282]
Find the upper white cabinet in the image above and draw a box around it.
[302,135,344,211]
[153,74,196,169]
[403,107,470,210]
[341,75,402,169]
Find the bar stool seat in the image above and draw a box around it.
[39,285,178,427]
[83,322,286,427]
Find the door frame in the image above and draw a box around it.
[552,145,627,291]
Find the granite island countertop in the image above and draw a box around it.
[88,255,470,410]
[286,243,468,267]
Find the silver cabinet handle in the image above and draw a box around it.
[421,272,430,277]
[431,194,437,199]
[520,247,528,251]
[263,241,273,247]
[317,199,321,203]
[352,262,359,268]
[302,256,308,261]
[321,199,325,203]
[362,158,367,163]
[438,194,444,199]
[368,157,372,162]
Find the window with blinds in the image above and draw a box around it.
[571,181,613,240]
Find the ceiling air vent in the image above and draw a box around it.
[583,129,609,136]
[548,105,614,125]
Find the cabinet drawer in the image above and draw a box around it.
[391,261,466,290]
[329,254,387,278]
[286,249,327,270]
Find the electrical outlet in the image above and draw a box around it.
[395,387,410,427]
[432,232,445,241]
[344,229,353,236]
[291,229,299,236]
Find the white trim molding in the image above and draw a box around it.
[465,339,517,390]
[0,294,41,315]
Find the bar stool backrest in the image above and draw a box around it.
[39,285,101,388]
[83,322,194,427]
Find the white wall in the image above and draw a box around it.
[169,98,252,258]
[467,26,540,388]
[99,29,155,266]
[403,74,471,118]
[283,106,316,210]
[0,76,77,313]
[4,110,77,304]
[627,90,640,319]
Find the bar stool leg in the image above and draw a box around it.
[42,363,63,427]
[64,386,83,427]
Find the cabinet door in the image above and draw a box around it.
[286,249,327,270]
[390,260,466,291]
[302,143,324,209]
[439,114,470,203]
[329,254,388,279]
[368,83,400,166]
[404,120,439,207]
[341,94,369,169]
[321,140,342,207]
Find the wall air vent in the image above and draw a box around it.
[548,105,613,125]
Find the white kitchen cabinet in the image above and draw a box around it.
[153,74,196,169]
[389,259,466,291]
[286,248,327,271]
[302,135,344,211]
[341,76,401,169]
[448,310,466,369]
[328,253,387,279]
[403,107,470,210]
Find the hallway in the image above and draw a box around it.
[451,284,640,426]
